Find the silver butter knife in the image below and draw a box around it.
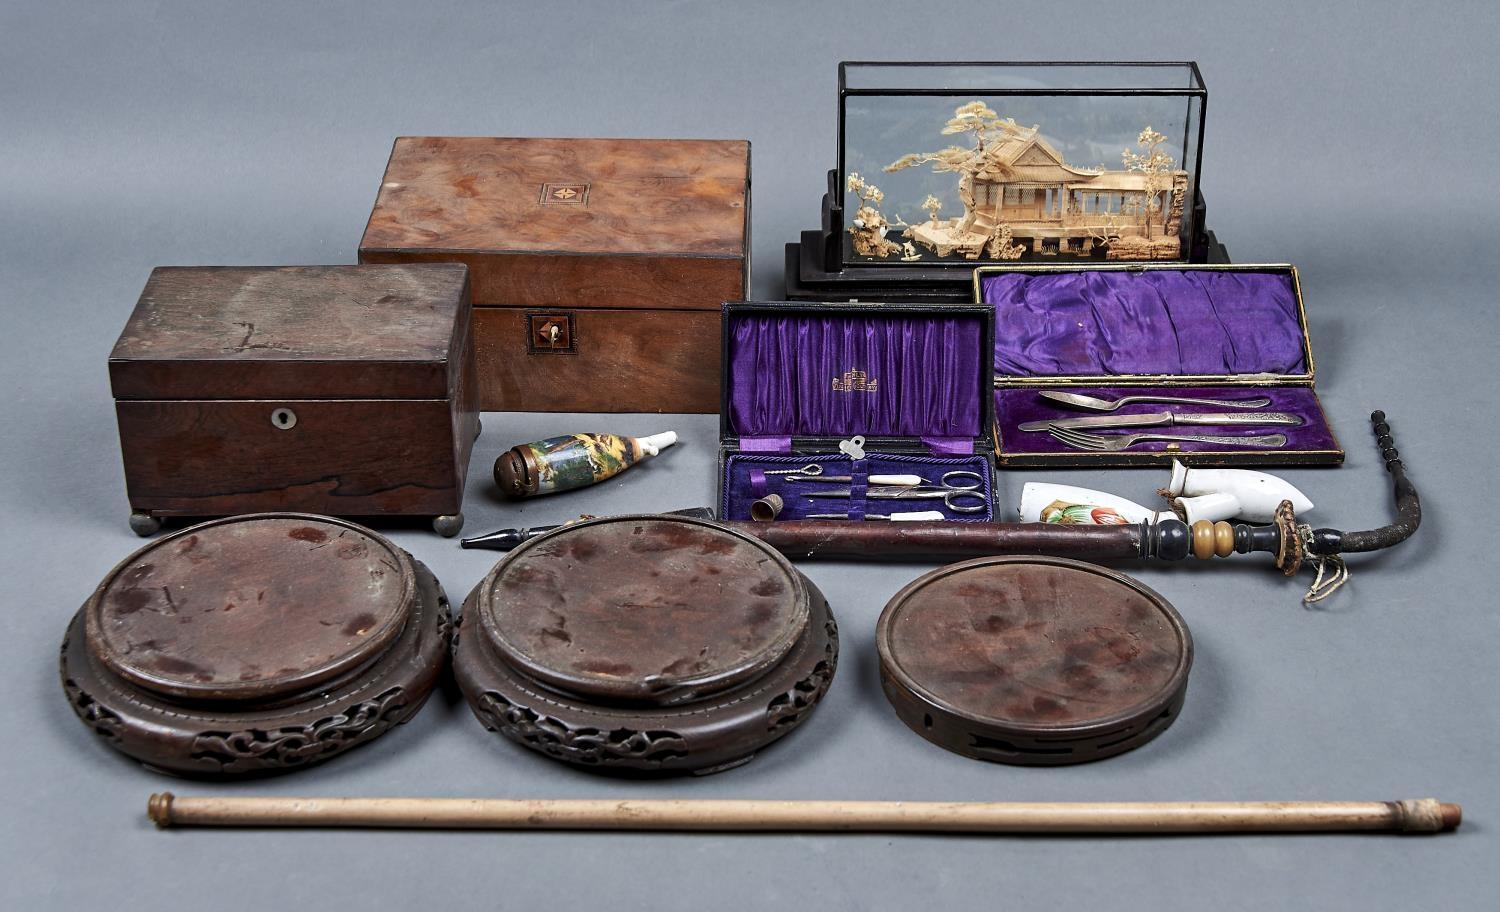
[1018,411,1304,432]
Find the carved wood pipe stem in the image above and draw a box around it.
[149,794,1460,835]
[722,520,1154,562]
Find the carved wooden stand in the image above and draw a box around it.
[453,515,839,775]
[59,514,451,777]
[877,556,1192,765]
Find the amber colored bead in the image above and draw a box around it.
[1214,521,1235,558]
[1191,520,1216,560]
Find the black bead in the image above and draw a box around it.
[1154,519,1190,561]
[1309,528,1341,555]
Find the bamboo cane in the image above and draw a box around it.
[148,794,1461,835]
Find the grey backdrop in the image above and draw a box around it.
[2,1,1496,908]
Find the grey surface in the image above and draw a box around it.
[1,1,1495,908]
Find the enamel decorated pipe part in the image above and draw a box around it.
[1019,482,1177,525]
[493,432,677,499]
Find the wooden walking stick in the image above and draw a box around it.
[148,794,1461,836]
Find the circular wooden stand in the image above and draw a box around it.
[877,556,1192,766]
[453,515,839,775]
[59,514,451,777]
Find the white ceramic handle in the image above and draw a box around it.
[1173,492,1243,525]
[636,431,678,457]
[887,510,947,522]
[868,474,924,486]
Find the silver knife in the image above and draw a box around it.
[1018,411,1304,432]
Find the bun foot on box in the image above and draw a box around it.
[128,511,161,537]
[432,513,465,538]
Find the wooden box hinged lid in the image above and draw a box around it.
[109,265,472,401]
[358,137,750,309]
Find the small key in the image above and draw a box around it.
[838,435,867,459]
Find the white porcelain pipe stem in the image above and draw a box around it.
[1166,460,1313,522]
[636,431,678,457]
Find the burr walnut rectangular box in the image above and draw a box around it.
[109,265,479,537]
[358,136,751,413]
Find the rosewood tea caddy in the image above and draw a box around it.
[453,514,838,775]
[109,265,480,536]
[359,136,751,413]
[59,514,452,777]
[876,555,1192,765]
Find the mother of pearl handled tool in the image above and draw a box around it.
[1038,391,1272,411]
[786,473,926,485]
[806,511,948,521]
[1017,411,1303,432]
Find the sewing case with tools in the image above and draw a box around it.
[718,301,998,523]
[978,263,1343,467]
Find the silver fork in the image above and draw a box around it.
[1047,426,1288,451]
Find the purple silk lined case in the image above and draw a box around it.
[719,301,997,522]
[977,263,1343,467]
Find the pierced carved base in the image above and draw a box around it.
[59,560,452,778]
[453,582,839,776]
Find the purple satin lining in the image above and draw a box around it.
[981,270,1308,377]
[722,452,994,522]
[994,385,1338,454]
[923,437,973,454]
[739,436,792,452]
[727,314,983,442]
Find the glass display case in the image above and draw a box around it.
[786,62,1225,302]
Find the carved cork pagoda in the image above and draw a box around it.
[862,102,1188,261]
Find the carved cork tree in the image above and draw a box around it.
[846,173,901,258]
[922,194,942,225]
[888,101,1018,169]
[885,102,1027,257]
[1121,126,1174,241]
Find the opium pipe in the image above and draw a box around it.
[466,413,1417,574]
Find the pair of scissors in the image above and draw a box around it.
[802,470,988,514]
